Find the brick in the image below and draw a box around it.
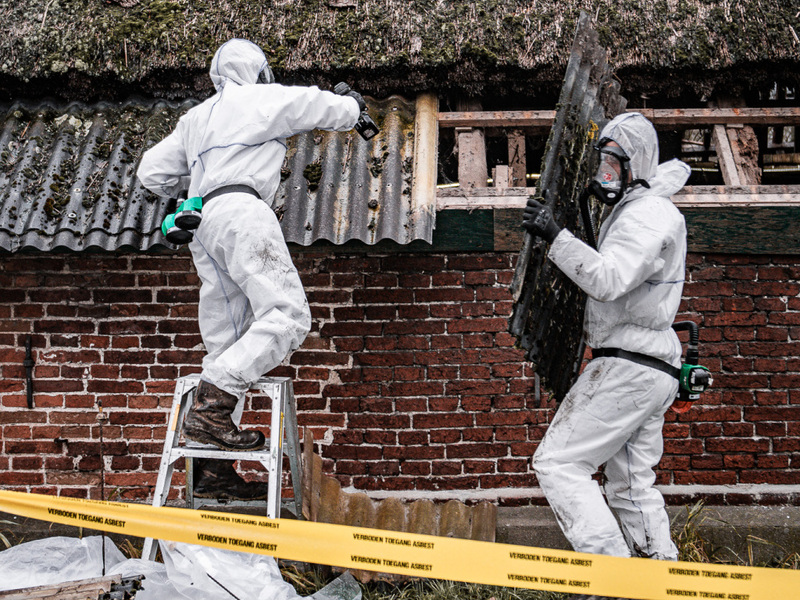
[413,413,473,429]
[464,460,494,474]
[385,321,445,335]
[431,461,462,475]
[400,461,431,475]
[705,313,767,327]
[414,288,475,303]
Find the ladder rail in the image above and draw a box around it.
[142,375,301,562]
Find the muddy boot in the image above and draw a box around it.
[183,380,265,451]
[193,458,269,500]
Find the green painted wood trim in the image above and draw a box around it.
[494,207,800,255]
[291,206,800,255]
[290,210,495,254]
[680,206,800,255]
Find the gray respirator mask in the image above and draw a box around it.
[257,64,274,85]
[588,137,651,206]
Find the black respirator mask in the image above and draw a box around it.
[588,137,649,206]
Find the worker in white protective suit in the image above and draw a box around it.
[137,39,363,499]
[522,113,691,599]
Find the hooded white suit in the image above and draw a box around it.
[138,39,360,400]
[533,113,691,560]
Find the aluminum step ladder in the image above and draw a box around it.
[142,374,302,561]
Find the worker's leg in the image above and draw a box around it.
[192,193,311,398]
[603,372,678,560]
[532,358,665,557]
[183,193,308,451]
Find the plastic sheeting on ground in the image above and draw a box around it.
[0,536,362,600]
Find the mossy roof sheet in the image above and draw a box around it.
[0,95,426,253]
[2,1,799,101]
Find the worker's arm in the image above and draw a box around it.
[136,122,191,198]
[227,84,361,141]
[547,201,671,302]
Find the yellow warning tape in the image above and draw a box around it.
[0,490,797,600]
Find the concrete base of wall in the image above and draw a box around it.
[497,505,800,565]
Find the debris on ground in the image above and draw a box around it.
[0,536,361,600]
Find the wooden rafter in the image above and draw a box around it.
[438,107,800,129]
[436,185,800,210]
[712,124,743,186]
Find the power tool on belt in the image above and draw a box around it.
[161,185,261,245]
[592,320,712,413]
[162,192,202,244]
[671,321,713,413]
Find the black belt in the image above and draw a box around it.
[592,347,680,380]
[203,184,261,205]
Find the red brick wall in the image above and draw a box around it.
[1,251,799,505]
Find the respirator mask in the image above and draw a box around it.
[589,138,632,206]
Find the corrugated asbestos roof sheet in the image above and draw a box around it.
[0,94,431,253]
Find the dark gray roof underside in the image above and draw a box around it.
[0,95,428,253]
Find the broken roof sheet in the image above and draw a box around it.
[0,95,431,253]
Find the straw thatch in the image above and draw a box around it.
[1,1,798,101]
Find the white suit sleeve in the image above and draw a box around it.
[136,123,190,198]
[224,84,361,143]
[266,85,361,137]
[547,202,668,302]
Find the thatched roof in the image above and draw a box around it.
[2,1,798,103]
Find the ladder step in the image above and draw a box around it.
[142,375,302,562]
[175,446,277,461]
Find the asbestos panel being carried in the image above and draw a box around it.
[0,94,430,253]
[509,11,628,402]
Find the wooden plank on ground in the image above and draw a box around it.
[0,575,122,600]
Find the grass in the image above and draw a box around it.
[671,499,800,569]
[277,500,799,600]
[280,565,566,600]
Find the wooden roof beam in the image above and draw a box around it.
[438,107,800,129]
[436,185,800,210]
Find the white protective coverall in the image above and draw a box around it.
[138,39,360,401]
[532,113,691,560]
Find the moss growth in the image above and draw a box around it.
[303,161,323,191]
[1,0,795,101]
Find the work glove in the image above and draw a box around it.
[346,90,366,112]
[522,197,561,243]
[334,82,366,111]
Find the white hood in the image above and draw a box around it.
[599,112,691,204]
[626,158,691,203]
[210,39,271,92]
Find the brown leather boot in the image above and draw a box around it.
[183,380,265,451]
[193,458,269,500]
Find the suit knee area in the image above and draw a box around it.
[532,455,561,487]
